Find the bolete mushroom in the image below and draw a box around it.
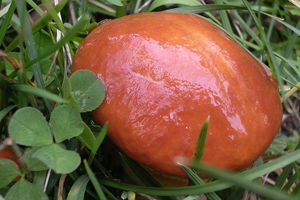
[73,12,282,177]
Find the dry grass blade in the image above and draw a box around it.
[0,50,21,70]
[289,0,300,8]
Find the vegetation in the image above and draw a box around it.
[0,0,299,199]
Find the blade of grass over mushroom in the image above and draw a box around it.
[275,164,294,189]
[5,0,68,52]
[191,117,210,173]
[10,84,68,104]
[0,1,16,46]
[194,164,296,200]
[101,149,300,196]
[25,15,90,68]
[88,123,108,165]
[181,165,222,200]
[84,160,107,200]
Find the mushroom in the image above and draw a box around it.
[73,12,282,177]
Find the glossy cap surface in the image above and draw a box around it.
[73,12,282,177]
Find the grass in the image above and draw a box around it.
[0,0,299,200]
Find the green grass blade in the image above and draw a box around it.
[274,52,300,78]
[282,68,298,85]
[214,0,233,34]
[282,164,298,192]
[88,123,108,165]
[14,0,44,88]
[266,0,279,42]
[181,166,205,185]
[25,15,90,68]
[291,166,300,195]
[84,160,107,200]
[14,0,52,112]
[181,166,222,200]
[233,35,261,50]
[41,0,66,33]
[119,153,162,187]
[102,178,229,196]
[101,149,300,196]
[0,105,16,122]
[130,0,141,13]
[26,0,45,16]
[77,122,96,151]
[192,117,210,172]
[281,19,300,54]
[278,20,300,97]
[0,1,16,46]
[101,186,118,200]
[241,0,283,93]
[262,12,300,36]
[196,164,296,200]
[10,84,68,104]
[274,52,300,87]
[148,0,201,12]
[0,3,10,18]
[166,4,244,13]
[32,0,68,33]
[167,4,300,37]
[231,10,262,46]
[5,0,68,52]
[66,175,89,200]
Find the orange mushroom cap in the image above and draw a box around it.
[73,12,282,177]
